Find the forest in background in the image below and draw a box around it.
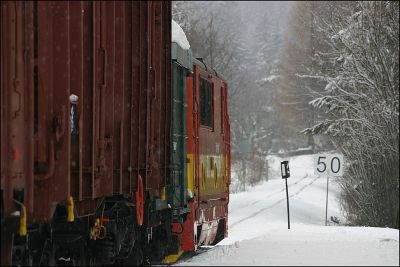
[172,1,399,228]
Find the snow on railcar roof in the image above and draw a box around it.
[172,19,190,50]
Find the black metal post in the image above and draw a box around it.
[285,178,290,229]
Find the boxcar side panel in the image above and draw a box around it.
[1,1,172,224]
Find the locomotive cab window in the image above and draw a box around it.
[200,78,213,128]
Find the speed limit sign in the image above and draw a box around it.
[314,154,344,176]
[314,154,344,226]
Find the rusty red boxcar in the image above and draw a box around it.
[0,1,186,265]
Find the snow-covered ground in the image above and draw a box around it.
[175,154,399,266]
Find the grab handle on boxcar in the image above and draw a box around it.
[35,138,55,181]
[55,106,66,142]
[35,105,65,180]
[12,79,22,119]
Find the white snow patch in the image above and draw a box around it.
[172,19,190,50]
[266,75,278,82]
[175,154,399,266]
[178,226,399,266]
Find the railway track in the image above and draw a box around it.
[229,175,321,229]
[230,174,313,214]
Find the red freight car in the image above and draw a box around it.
[1,1,183,265]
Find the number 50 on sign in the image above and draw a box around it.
[314,154,344,176]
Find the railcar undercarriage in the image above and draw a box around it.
[3,196,181,266]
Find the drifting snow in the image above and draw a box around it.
[178,226,399,266]
[176,154,399,266]
[172,19,190,50]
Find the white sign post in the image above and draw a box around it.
[314,154,344,226]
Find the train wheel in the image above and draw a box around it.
[71,241,88,266]
[1,215,19,266]
[1,232,13,266]
[211,219,226,245]
[40,240,56,266]
[125,244,143,266]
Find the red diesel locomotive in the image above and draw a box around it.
[170,57,230,258]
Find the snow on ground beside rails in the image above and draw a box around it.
[178,226,399,266]
[175,154,399,266]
